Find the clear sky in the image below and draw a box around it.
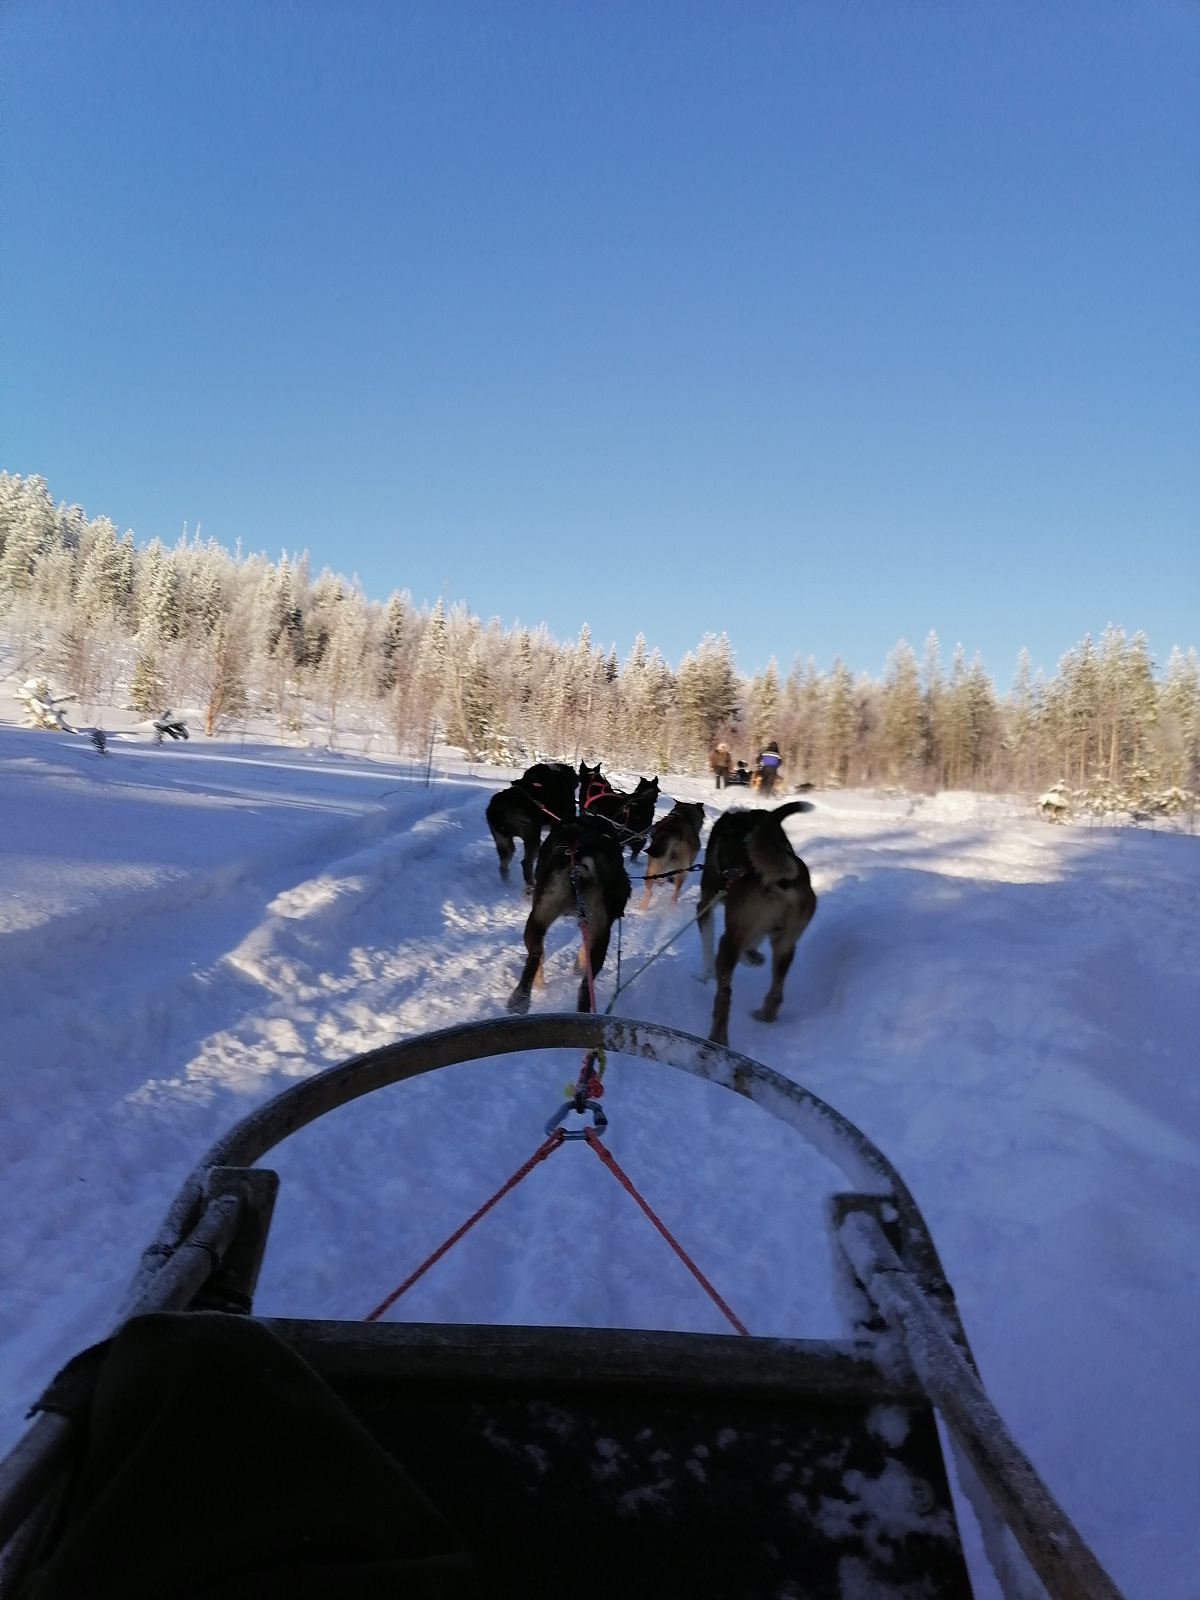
[2,0,1196,681]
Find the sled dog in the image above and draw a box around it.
[581,770,660,860]
[697,800,816,1046]
[640,800,706,907]
[486,762,577,890]
[577,761,612,810]
[506,817,631,1014]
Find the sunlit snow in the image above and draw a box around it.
[1,722,1196,1598]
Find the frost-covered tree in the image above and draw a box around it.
[676,633,739,764]
[745,659,780,759]
[129,652,165,715]
[378,590,414,694]
[203,621,248,735]
[1008,649,1041,791]
[1156,646,1200,789]
[76,520,135,627]
[0,474,57,606]
[824,658,855,784]
[2,472,1195,799]
[136,540,183,643]
[881,640,922,781]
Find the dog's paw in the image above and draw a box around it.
[506,989,531,1015]
[740,949,766,967]
[751,1005,778,1023]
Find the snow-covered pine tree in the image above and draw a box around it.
[203,621,248,736]
[1157,646,1199,790]
[920,633,943,784]
[377,590,413,695]
[129,652,164,715]
[745,659,780,761]
[676,633,739,768]
[824,658,855,785]
[881,640,921,783]
[0,474,57,607]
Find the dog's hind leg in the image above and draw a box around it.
[752,896,816,1023]
[519,822,541,894]
[640,866,661,911]
[489,824,515,883]
[709,929,739,1044]
[577,920,612,1012]
[751,937,795,1023]
[507,907,551,1014]
[697,894,718,979]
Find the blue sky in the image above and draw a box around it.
[2,1,1196,681]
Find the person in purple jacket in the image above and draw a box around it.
[756,740,782,796]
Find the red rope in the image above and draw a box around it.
[583,1129,750,1337]
[363,1124,749,1342]
[365,1129,565,1322]
[577,917,598,1013]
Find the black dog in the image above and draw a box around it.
[580,766,660,861]
[506,816,631,1014]
[698,800,817,1046]
[577,761,610,810]
[486,762,577,890]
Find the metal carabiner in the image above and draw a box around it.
[544,1096,609,1141]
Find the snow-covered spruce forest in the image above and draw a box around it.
[2,471,1197,806]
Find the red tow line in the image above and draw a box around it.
[364,1130,564,1324]
[580,1128,750,1337]
[365,1125,749,1338]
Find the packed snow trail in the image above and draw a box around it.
[1,725,1198,1599]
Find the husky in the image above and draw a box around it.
[486,762,578,890]
[640,800,706,908]
[506,816,631,1014]
[697,800,816,1046]
[581,769,660,860]
[577,761,612,810]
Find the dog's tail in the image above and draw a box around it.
[771,799,815,822]
[746,803,811,882]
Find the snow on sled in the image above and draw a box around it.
[0,1016,1121,1600]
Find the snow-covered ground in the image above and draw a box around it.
[1,719,1197,1599]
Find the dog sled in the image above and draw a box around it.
[0,1016,1121,1599]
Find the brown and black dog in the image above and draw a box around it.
[506,816,631,1014]
[486,762,577,890]
[698,800,816,1045]
[640,800,706,907]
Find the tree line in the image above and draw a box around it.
[1,472,1196,804]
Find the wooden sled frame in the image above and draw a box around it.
[0,1015,1121,1600]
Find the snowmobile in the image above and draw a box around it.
[0,1016,1121,1599]
[152,711,189,744]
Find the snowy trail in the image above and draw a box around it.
[2,728,1198,1598]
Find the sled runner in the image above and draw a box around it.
[0,1017,1121,1599]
